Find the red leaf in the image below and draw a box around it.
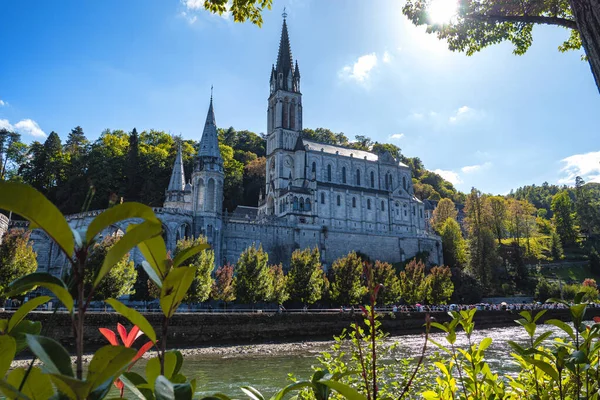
[124,325,141,348]
[117,323,128,346]
[128,341,155,371]
[359,305,368,317]
[99,328,119,346]
[594,316,600,323]
[114,379,124,398]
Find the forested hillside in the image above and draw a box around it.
[0,126,464,214]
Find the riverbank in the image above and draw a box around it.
[4,307,599,350]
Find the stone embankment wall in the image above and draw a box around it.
[2,308,598,350]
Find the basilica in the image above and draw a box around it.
[19,16,442,274]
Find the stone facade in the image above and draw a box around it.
[0,213,8,243]
[22,16,442,274]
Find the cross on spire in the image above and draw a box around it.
[282,7,287,19]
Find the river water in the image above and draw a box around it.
[155,323,569,397]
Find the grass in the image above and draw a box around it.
[539,264,599,284]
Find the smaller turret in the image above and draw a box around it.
[164,141,192,210]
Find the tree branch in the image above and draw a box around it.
[467,13,578,30]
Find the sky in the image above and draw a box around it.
[1,0,599,195]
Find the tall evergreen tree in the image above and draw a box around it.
[551,190,578,248]
[126,128,141,202]
[64,126,89,157]
[0,129,27,180]
[465,188,498,288]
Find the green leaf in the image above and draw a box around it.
[86,345,136,390]
[241,386,265,400]
[10,320,42,353]
[546,319,575,341]
[318,380,367,400]
[7,273,73,313]
[7,367,55,400]
[160,267,197,318]
[0,336,16,377]
[121,372,152,400]
[201,395,234,400]
[429,322,448,333]
[8,296,50,333]
[0,182,74,259]
[146,353,179,385]
[533,331,553,347]
[570,303,587,324]
[155,376,193,400]
[86,202,161,244]
[137,234,169,282]
[141,260,163,289]
[533,309,547,323]
[105,299,157,343]
[87,378,113,400]
[172,243,210,268]
[26,334,74,377]
[270,382,314,400]
[0,379,32,400]
[49,374,92,400]
[527,358,559,381]
[93,220,162,288]
[478,337,492,352]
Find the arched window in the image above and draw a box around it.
[312,162,316,175]
[305,199,311,211]
[293,196,299,210]
[290,102,296,130]
[420,208,423,218]
[403,176,407,190]
[321,192,325,204]
[299,197,305,211]
[367,199,371,210]
[342,167,346,183]
[337,195,341,206]
[385,173,390,190]
[413,206,416,215]
[381,201,385,211]
[352,197,356,208]
[388,174,393,189]
[370,171,375,188]
[282,100,289,128]
[207,178,215,212]
[356,169,361,185]
[327,165,332,181]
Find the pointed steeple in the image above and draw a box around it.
[276,17,294,79]
[198,93,222,160]
[167,141,186,192]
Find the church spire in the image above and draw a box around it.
[167,141,186,192]
[271,10,299,93]
[198,93,222,161]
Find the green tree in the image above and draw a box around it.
[402,0,600,94]
[212,264,236,304]
[235,244,272,304]
[535,276,560,302]
[575,176,600,237]
[371,260,401,304]
[424,266,454,305]
[175,237,214,304]
[439,218,468,269]
[0,129,27,180]
[82,236,137,300]
[551,190,578,247]
[64,126,89,157]
[0,229,37,301]
[286,247,325,305]
[590,247,600,274]
[551,230,565,260]
[220,143,244,211]
[329,252,366,305]
[488,196,507,244]
[430,198,458,232]
[399,259,426,304]
[465,188,499,288]
[125,128,141,202]
[267,264,289,305]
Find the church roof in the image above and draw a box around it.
[303,139,408,167]
[198,96,222,160]
[229,206,259,220]
[167,142,185,192]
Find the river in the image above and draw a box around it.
[132,323,570,397]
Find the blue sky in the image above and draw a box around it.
[1,0,599,195]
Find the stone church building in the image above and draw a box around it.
[9,17,442,275]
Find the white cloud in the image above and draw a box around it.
[389,133,404,140]
[410,112,424,119]
[339,53,378,83]
[183,0,202,9]
[433,169,462,185]
[14,119,46,138]
[449,105,474,123]
[383,51,392,63]
[461,162,492,173]
[180,0,230,23]
[0,99,7,107]
[180,11,198,24]
[558,151,600,184]
[0,119,13,130]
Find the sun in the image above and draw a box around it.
[428,0,458,24]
